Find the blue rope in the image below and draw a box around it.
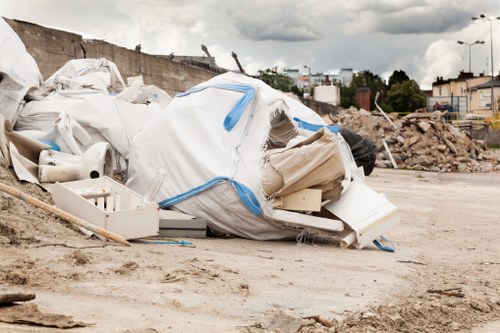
[373,235,395,252]
[137,240,193,246]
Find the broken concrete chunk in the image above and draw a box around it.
[417,121,431,133]
[412,156,434,167]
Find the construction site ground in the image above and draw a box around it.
[1,166,500,333]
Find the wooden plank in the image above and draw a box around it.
[279,188,322,212]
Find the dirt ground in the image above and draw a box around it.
[1,165,499,333]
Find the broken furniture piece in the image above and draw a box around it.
[52,176,159,240]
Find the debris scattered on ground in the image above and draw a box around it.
[0,303,92,329]
[326,108,500,173]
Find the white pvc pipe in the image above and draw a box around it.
[340,230,356,249]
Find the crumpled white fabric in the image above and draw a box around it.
[0,18,43,124]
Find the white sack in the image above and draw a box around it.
[43,58,126,94]
[126,72,346,240]
[15,93,161,158]
[0,18,42,124]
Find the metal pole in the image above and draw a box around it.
[468,44,472,73]
[489,19,495,113]
[471,15,498,113]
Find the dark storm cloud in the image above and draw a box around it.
[374,8,473,34]
[234,20,321,42]
[223,1,323,42]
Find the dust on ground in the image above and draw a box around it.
[0,162,499,332]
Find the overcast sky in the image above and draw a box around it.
[2,0,499,89]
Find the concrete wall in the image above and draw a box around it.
[5,18,217,95]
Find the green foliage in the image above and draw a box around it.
[340,83,356,108]
[255,69,294,92]
[380,102,394,114]
[385,80,426,113]
[388,70,410,90]
[340,70,386,110]
[290,85,304,97]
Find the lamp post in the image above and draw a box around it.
[457,40,484,73]
[472,14,500,113]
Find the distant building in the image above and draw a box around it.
[284,68,346,105]
[329,68,353,86]
[431,71,498,117]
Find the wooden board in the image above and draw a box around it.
[278,188,322,212]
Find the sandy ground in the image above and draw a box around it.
[1,166,500,332]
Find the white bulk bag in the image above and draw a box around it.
[126,72,348,240]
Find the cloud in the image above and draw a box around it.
[2,0,499,89]
[233,21,321,42]
[416,39,463,88]
[373,8,472,34]
[224,1,324,42]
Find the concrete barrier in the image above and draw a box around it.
[4,18,217,95]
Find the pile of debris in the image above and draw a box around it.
[0,16,400,251]
[327,107,500,173]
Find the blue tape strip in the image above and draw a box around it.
[292,117,340,133]
[158,176,263,217]
[177,84,256,132]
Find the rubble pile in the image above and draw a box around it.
[328,107,500,173]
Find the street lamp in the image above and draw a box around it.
[471,14,500,113]
[457,40,484,73]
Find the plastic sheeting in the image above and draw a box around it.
[15,93,162,159]
[14,59,171,163]
[0,18,42,124]
[126,72,351,240]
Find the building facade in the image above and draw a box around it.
[431,71,497,117]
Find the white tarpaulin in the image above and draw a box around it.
[0,18,42,124]
[126,72,361,240]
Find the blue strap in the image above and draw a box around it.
[177,84,256,132]
[373,235,395,252]
[136,240,193,246]
[292,117,341,133]
[158,176,263,217]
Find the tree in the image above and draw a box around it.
[388,70,410,90]
[340,70,386,110]
[290,85,304,97]
[385,80,426,113]
[255,69,294,92]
